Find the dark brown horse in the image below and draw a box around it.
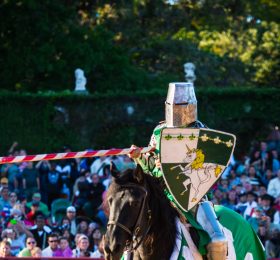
[104,165,180,260]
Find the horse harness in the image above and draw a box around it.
[107,183,152,252]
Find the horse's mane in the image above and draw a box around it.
[107,167,179,259]
[143,172,179,258]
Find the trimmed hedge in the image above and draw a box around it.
[0,88,279,157]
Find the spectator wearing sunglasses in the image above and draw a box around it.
[18,236,37,257]
[42,233,59,257]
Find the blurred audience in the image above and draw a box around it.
[1,139,280,259]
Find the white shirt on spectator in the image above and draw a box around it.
[56,164,71,177]
[273,211,280,226]
[243,201,258,219]
[267,177,280,198]
[11,233,25,256]
[103,177,112,190]
[92,249,104,258]
[42,246,55,257]
[72,248,94,257]
[30,225,52,233]
[90,157,110,176]
[70,219,77,236]
[72,248,81,257]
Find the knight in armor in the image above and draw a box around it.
[130,80,229,259]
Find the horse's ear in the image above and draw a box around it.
[133,164,144,183]
[110,161,120,178]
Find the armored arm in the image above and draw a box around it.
[196,201,227,260]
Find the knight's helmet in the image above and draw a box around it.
[165,63,197,127]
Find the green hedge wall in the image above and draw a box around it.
[0,88,279,157]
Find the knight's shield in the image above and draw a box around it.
[160,128,236,211]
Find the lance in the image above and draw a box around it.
[0,147,154,165]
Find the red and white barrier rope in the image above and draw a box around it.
[0,147,154,164]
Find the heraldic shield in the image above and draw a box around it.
[160,128,236,211]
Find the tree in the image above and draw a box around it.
[0,0,160,92]
[0,0,279,91]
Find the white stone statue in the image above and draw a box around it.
[184,62,196,84]
[74,68,87,93]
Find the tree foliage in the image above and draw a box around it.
[0,0,165,92]
[0,0,279,92]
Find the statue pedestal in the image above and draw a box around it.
[74,89,89,94]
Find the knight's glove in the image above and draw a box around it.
[196,201,228,260]
[206,241,227,260]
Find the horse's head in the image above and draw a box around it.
[104,164,150,260]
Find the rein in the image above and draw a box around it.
[107,183,152,252]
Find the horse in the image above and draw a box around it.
[104,164,190,260]
[104,164,266,260]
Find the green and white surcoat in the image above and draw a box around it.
[137,123,266,259]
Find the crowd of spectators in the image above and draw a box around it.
[212,137,280,259]
[0,143,136,258]
[0,134,280,258]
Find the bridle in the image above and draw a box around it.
[107,183,152,252]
